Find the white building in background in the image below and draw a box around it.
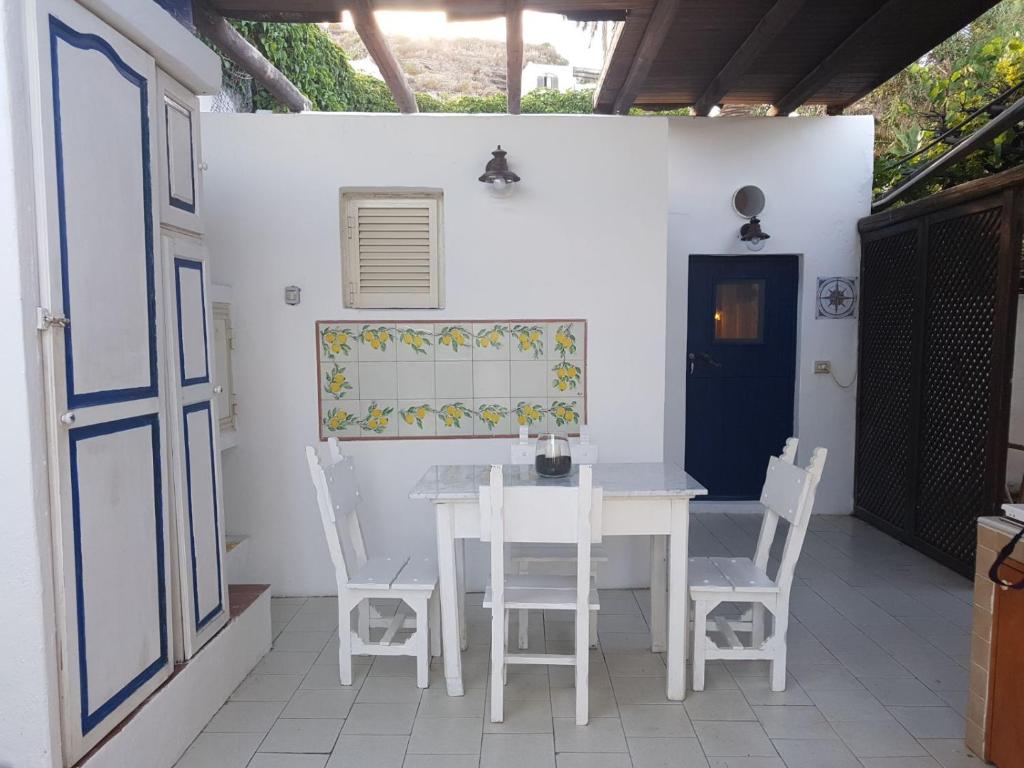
[521,61,575,93]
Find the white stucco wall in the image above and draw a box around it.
[201,113,873,595]
[201,113,670,594]
[0,4,62,766]
[664,117,875,516]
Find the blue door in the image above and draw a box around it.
[685,255,798,499]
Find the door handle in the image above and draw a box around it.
[688,352,723,374]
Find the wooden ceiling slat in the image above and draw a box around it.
[610,0,680,113]
[692,0,806,116]
[206,0,1003,115]
[506,0,524,113]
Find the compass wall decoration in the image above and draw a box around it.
[816,276,857,319]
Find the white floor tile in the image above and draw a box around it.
[693,722,774,758]
[204,701,285,733]
[481,733,555,768]
[859,677,947,707]
[887,707,966,739]
[557,753,633,768]
[918,739,988,768]
[231,674,304,702]
[771,738,860,768]
[274,631,335,653]
[281,690,357,719]
[419,688,486,718]
[554,717,628,753]
[175,733,262,768]
[832,720,927,758]
[551,686,619,719]
[404,755,480,768]
[325,735,409,768]
[342,703,418,735]
[259,718,343,754]
[751,706,834,740]
[408,716,483,754]
[858,758,943,768]
[619,705,694,738]
[684,691,755,722]
[806,689,894,722]
[255,651,320,676]
[357,676,424,704]
[248,754,329,768]
[627,736,709,768]
[484,695,554,733]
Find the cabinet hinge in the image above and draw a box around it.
[36,307,70,330]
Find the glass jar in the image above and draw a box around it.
[535,433,572,477]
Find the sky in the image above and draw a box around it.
[338,10,612,69]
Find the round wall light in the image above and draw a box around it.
[479,145,520,198]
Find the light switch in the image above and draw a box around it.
[814,360,832,375]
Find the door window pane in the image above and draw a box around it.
[714,279,764,342]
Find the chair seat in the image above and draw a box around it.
[348,555,437,591]
[511,543,609,564]
[484,575,600,611]
[688,556,777,595]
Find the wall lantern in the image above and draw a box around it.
[733,185,771,251]
[479,145,520,197]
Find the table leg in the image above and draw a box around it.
[455,538,468,651]
[666,499,689,700]
[435,503,464,696]
[650,535,667,653]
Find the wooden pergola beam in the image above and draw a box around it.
[610,0,679,115]
[349,0,419,113]
[506,0,524,114]
[769,0,895,116]
[193,0,312,112]
[693,0,806,117]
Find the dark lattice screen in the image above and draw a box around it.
[856,188,1020,576]
[855,229,919,531]
[915,207,1002,566]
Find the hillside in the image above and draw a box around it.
[325,24,567,97]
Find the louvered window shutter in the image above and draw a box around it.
[344,197,442,308]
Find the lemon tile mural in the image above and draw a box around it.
[316,319,586,440]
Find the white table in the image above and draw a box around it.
[409,463,707,699]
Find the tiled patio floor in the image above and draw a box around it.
[175,513,987,768]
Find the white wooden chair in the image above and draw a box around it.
[509,427,607,650]
[689,446,827,692]
[306,439,440,688]
[481,464,602,725]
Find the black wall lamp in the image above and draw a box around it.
[733,185,771,250]
[479,145,520,197]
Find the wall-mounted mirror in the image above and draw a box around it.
[733,185,766,218]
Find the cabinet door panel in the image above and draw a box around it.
[164,232,228,657]
[34,2,172,763]
[157,71,203,232]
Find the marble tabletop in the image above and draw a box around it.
[409,462,708,501]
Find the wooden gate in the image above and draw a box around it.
[856,169,1024,576]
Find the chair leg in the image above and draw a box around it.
[358,600,370,643]
[456,540,468,651]
[692,599,708,692]
[490,601,505,722]
[429,591,442,658]
[751,603,765,649]
[517,561,530,650]
[575,609,590,725]
[414,596,429,689]
[589,608,598,649]
[503,609,509,685]
[769,607,788,692]
[338,591,354,686]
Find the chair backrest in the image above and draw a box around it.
[480,464,602,622]
[752,437,798,571]
[304,438,370,584]
[510,426,533,465]
[571,425,599,464]
[763,448,827,594]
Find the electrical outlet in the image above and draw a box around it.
[814,360,832,375]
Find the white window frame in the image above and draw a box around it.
[340,188,445,309]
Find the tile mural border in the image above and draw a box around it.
[316,318,588,441]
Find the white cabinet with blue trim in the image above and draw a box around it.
[30,0,225,762]
[163,231,229,658]
[156,70,204,233]
[32,0,174,761]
